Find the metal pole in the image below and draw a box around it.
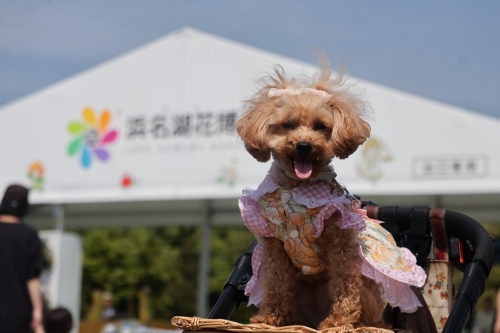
[197,200,212,317]
[53,204,65,232]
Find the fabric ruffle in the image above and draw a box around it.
[246,243,424,312]
[312,202,365,236]
[361,246,427,288]
[356,209,427,288]
[239,196,274,237]
[240,174,365,238]
[243,174,350,208]
[246,243,264,307]
[360,256,422,313]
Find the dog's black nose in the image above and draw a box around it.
[296,141,312,157]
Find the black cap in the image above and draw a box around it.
[0,184,29,218]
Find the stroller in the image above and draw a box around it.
[206,203,494,333]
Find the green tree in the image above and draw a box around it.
[79,226,257,321]
[81,227,187,319]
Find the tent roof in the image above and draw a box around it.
[1,27,500,226]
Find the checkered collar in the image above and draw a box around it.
[281,168,338,182]
[281,166,360,207]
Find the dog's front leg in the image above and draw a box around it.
[250,236,297,327]
[317,223,363,329]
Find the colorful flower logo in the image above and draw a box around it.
[67,107,118,169]
[27,162,45,190]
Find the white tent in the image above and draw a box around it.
[1,27,499,226]
[2,27,500,316]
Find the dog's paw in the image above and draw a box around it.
[250,314,283,327]
[318,317,353,330]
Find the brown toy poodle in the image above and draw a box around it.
[237,58,425,330]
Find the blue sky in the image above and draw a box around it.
[0,1,499,118]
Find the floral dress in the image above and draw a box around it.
[239,173,427,313]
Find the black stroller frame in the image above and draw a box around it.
[207,203,494,333]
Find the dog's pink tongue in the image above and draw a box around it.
[294,160,313,179]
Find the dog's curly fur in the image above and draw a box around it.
[237,58,388,329]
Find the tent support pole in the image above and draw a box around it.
[197,199,213,317]
[434,195,443,208]
[53,204,65,232]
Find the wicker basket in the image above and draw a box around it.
[171,316,394,333]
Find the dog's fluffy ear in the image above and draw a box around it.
[329,98,370,159]
[312,57,370,159]
[237,106,272,162]
[238,66,289,162]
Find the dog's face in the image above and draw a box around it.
[266,95,339,180]
[238,82,370,180]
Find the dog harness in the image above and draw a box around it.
[239,172,427,313]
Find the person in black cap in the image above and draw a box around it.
[0,184,43,333]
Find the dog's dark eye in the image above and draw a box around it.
[282,121,296,130]
[314,123,326,131]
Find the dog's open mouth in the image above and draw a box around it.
[290,157,313,179]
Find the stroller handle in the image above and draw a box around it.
[442,210,493,333]
[367,206,493,273]
[207,241,257,319]
[369,206,494,333]
[443,210,494,275]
